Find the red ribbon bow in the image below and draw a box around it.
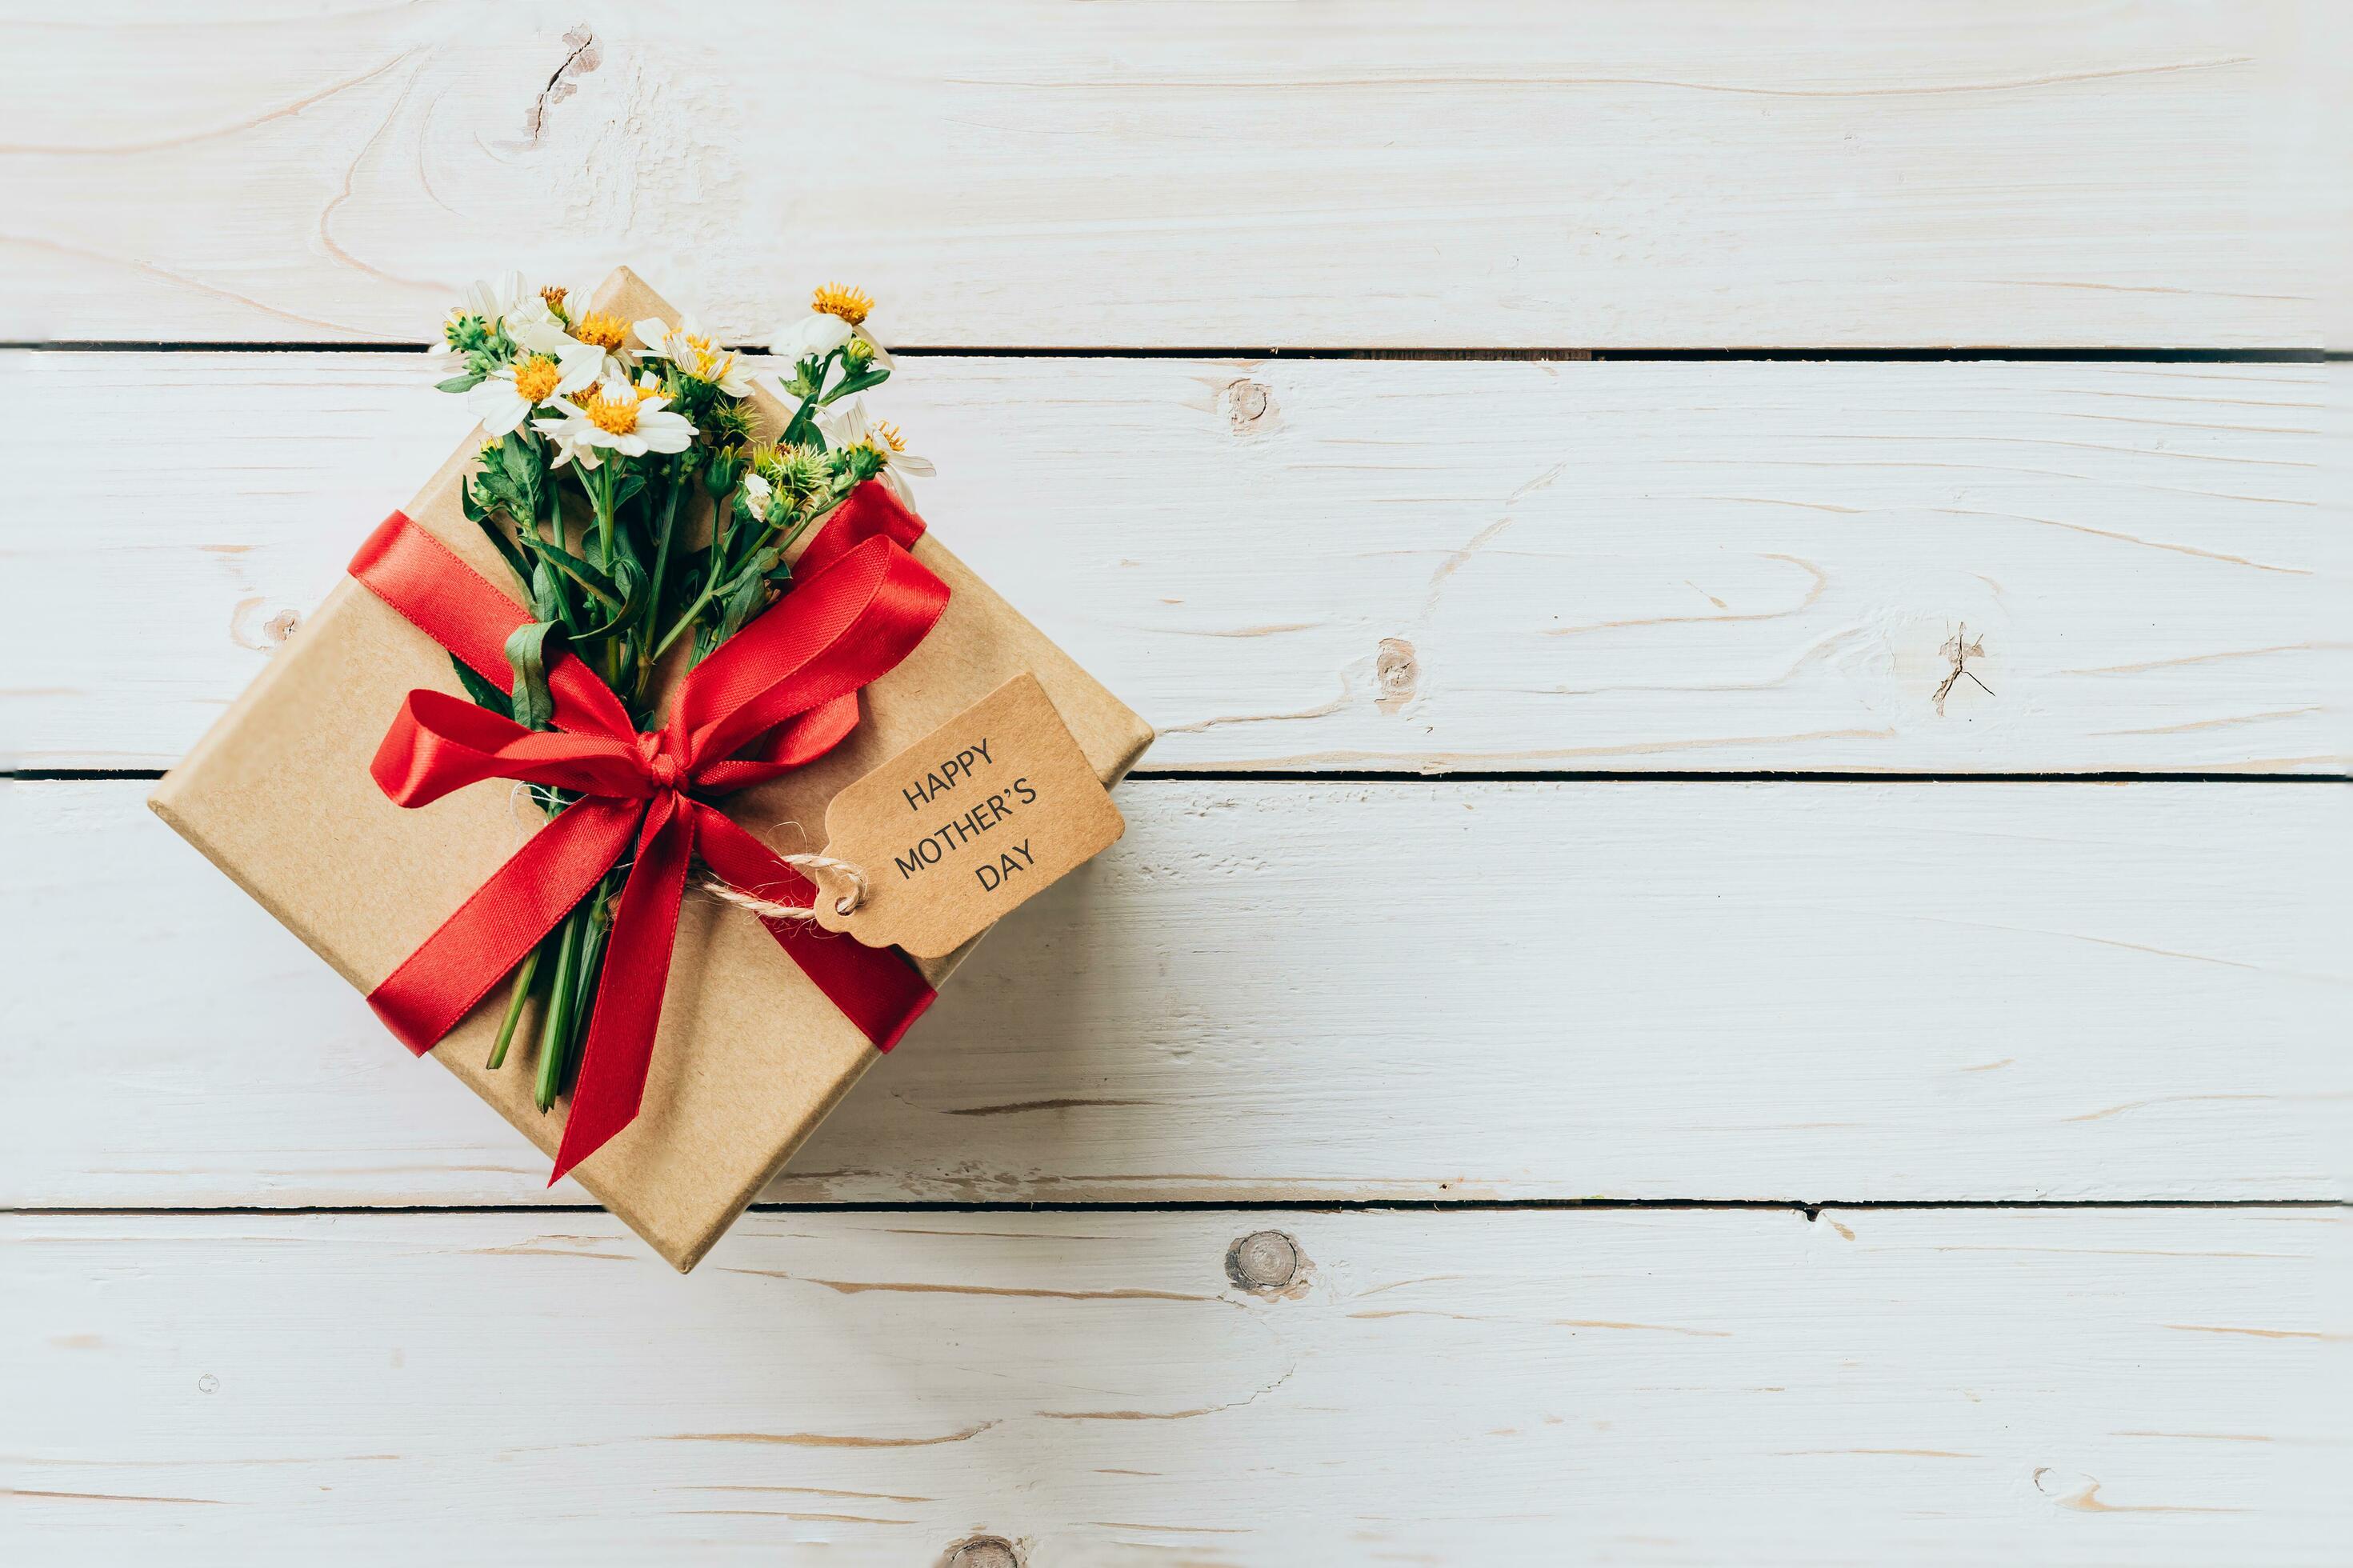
[348,482,950,1182]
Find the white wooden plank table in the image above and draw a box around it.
[2,5,2346,1564]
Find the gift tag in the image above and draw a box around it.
[810,674,1125,958]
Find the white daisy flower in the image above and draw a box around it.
[534,372,697,471]
[460,271,532,326]
[768,281,894,373]
[818,398,934,505]
[631,314,754,396]
[458,285,635,382]
[465,336,603,436]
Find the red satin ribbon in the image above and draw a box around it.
[350,482,950,1182]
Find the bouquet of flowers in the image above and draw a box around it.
[424,277,934,1110]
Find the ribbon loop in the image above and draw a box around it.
[350,484,950,1182]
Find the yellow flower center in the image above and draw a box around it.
[810,282,874,326]
[571,311,628,351]
[865,418,906,454]
[510,354,562,404]
[539,286,569,314]
[578,383,650,436]
[684,333,734,382]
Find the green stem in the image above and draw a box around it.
[636,462,685,690]
[661,471,744,657]
[779,353,837,444]
[485,946,542,1070]
[582,462,618,571]
[650,582,717,662]
[534,910,584,1113]
[565,891,614,1097]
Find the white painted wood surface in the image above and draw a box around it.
[7,4,2347,1559]
[0,2,2338,347]
[9,354,2347,773]
[6,780,2345,1206]
[6,1209,2345,1565]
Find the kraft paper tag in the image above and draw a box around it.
[811,674,1125,957]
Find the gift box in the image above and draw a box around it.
[150,268,1153,1270]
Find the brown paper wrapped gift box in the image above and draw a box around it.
[150,269,1154,1271]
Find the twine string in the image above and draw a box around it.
[697,851,867,922]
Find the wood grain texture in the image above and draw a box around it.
[7,354,2346,773]
[6,780,2345,1207]
[0,2,2337,348]
[5,1208,2345,1565]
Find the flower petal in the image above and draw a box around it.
[770,313,853,360]
[554,341,604,391]
[466,379,530,434]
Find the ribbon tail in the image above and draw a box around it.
[692,805,937,1053]
[550,794,695,1184]
[366,797,642,1054]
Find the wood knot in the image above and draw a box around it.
[1226,1230,1304,1294]
[1375,637,1419,714]
[230,597,301,651]
[1219,377,1275,435]
[944,1538,1019,1568]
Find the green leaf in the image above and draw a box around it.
[505,619,565,731]
[450,654,514,719]
[529,559,565,625]
[572,557,646,641]
[501,436,535,490]
[610,557,647,629]
[826,367,890,402]
[518,531,605,593]
[436,373,485,394]
[716,568,771,644]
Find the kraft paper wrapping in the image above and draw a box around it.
[150,269,1154,1271]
